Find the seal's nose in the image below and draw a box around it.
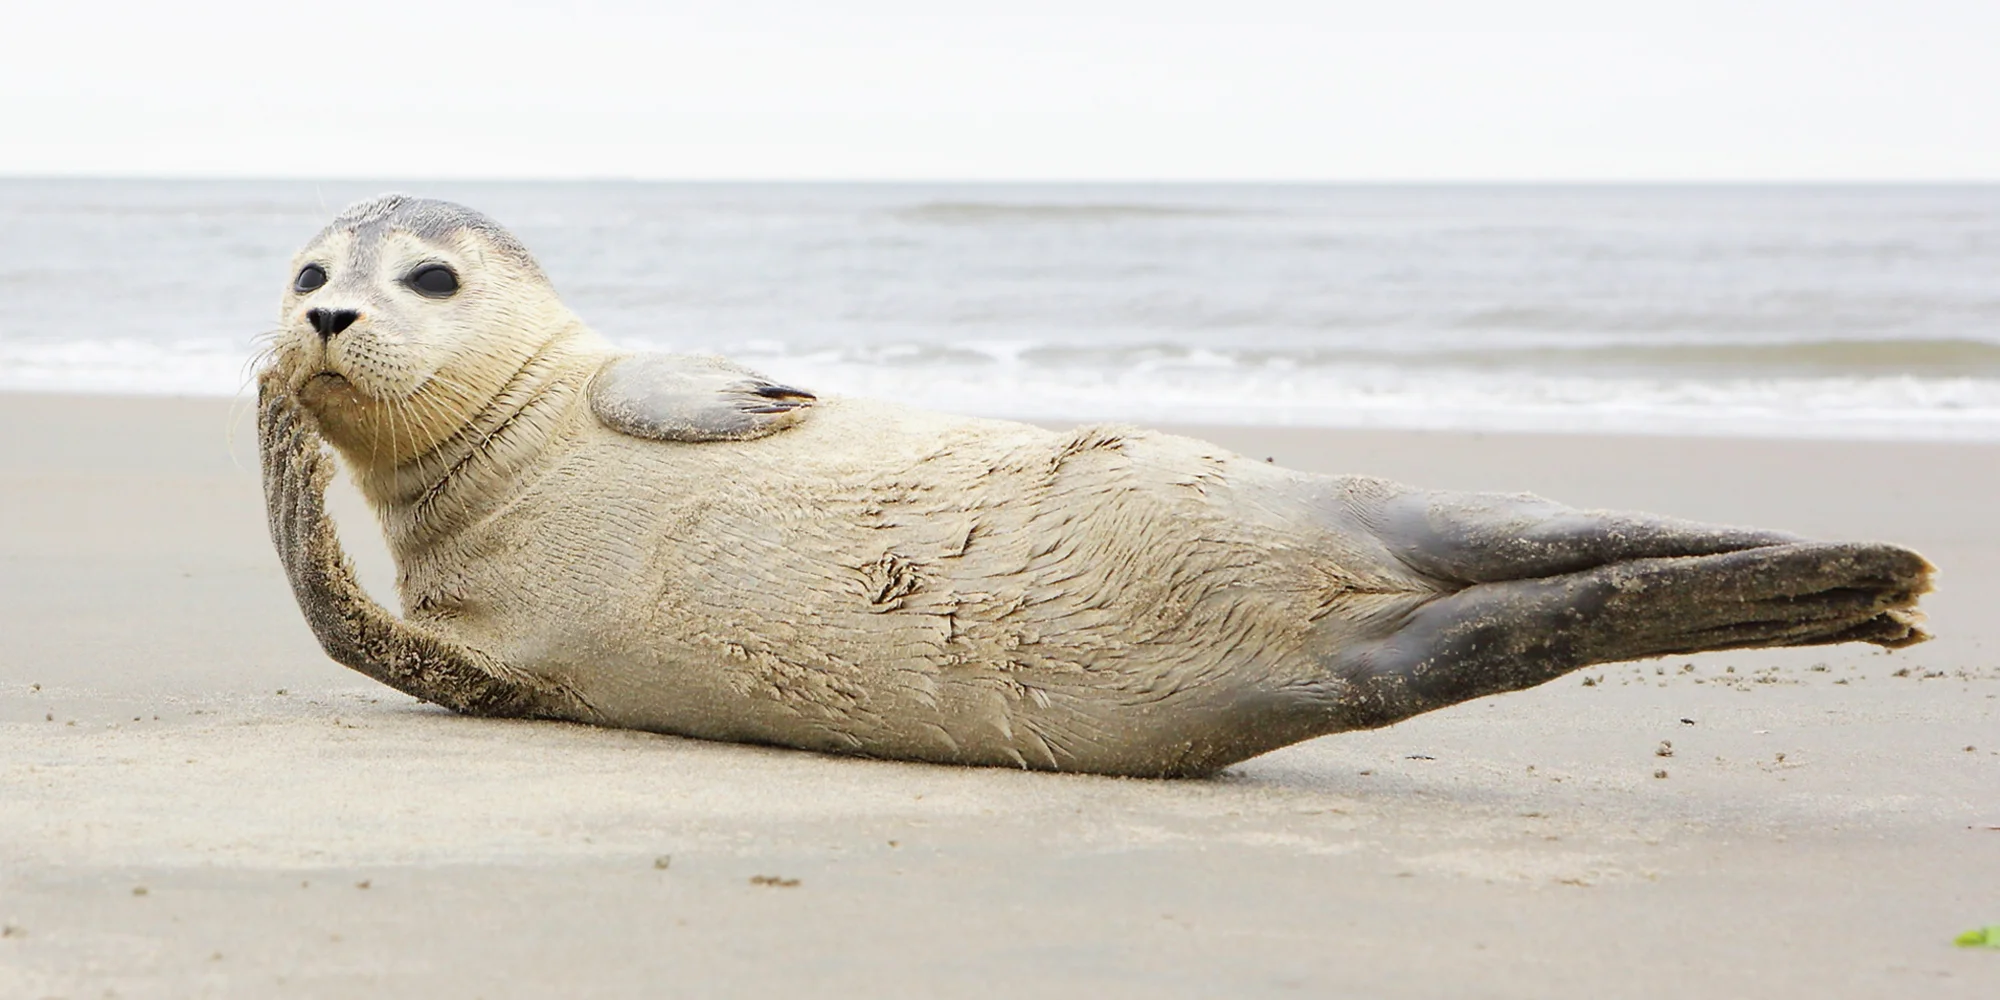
[306,308,360,339]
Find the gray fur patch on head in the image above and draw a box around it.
[311,194,547,281]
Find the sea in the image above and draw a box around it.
[2,179,1996,440]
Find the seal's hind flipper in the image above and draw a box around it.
[589,353,814,443]
[1331,542,1932,729]
[1347,480,1806,585]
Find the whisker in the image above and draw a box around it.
[401,394,443,476]
[407,391,467,482]
[228,327,295,472]
[387,388,411,471]
[413,385,503,486]
[418,379,476,432]
[414,373,488,441]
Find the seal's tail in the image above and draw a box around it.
[1331,540,1932,729]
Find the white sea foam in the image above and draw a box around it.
[7,335,1998,441]
[737,348,2000,441]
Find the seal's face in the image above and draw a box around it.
[272,195,570,462]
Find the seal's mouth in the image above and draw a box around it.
[297,369,366,414]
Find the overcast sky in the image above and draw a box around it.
[4,1,1995,181]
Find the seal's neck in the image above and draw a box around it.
[352,322,605,554]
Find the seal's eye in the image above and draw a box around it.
[294,264,327,293]
[406,264,460,298]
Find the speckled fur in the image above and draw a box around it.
[259,196,1934,777]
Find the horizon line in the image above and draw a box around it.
[4,173,2000,187]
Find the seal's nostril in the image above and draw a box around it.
[306,308,361,338]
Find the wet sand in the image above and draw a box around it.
[1,393,1995,998]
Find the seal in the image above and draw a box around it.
[257,194,1934,777]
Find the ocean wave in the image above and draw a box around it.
[17,337,1991,441]
[895,202,1246,224]
[1326,337,2000,377]
[771,358,2000,441]
[8,182,1999,442]
[776,336,2000,379]
[0,339,261,397]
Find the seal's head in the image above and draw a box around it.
[272,194,579,463]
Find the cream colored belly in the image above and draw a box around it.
[410,401,1396,772]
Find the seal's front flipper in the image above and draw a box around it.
[258,374,570,720]
[1330,542,1932,729]
[589,353,815,443]
[1343,479,1804,585]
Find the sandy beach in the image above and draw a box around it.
[1,392,1994,998]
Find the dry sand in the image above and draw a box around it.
[1,393,1994,998]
